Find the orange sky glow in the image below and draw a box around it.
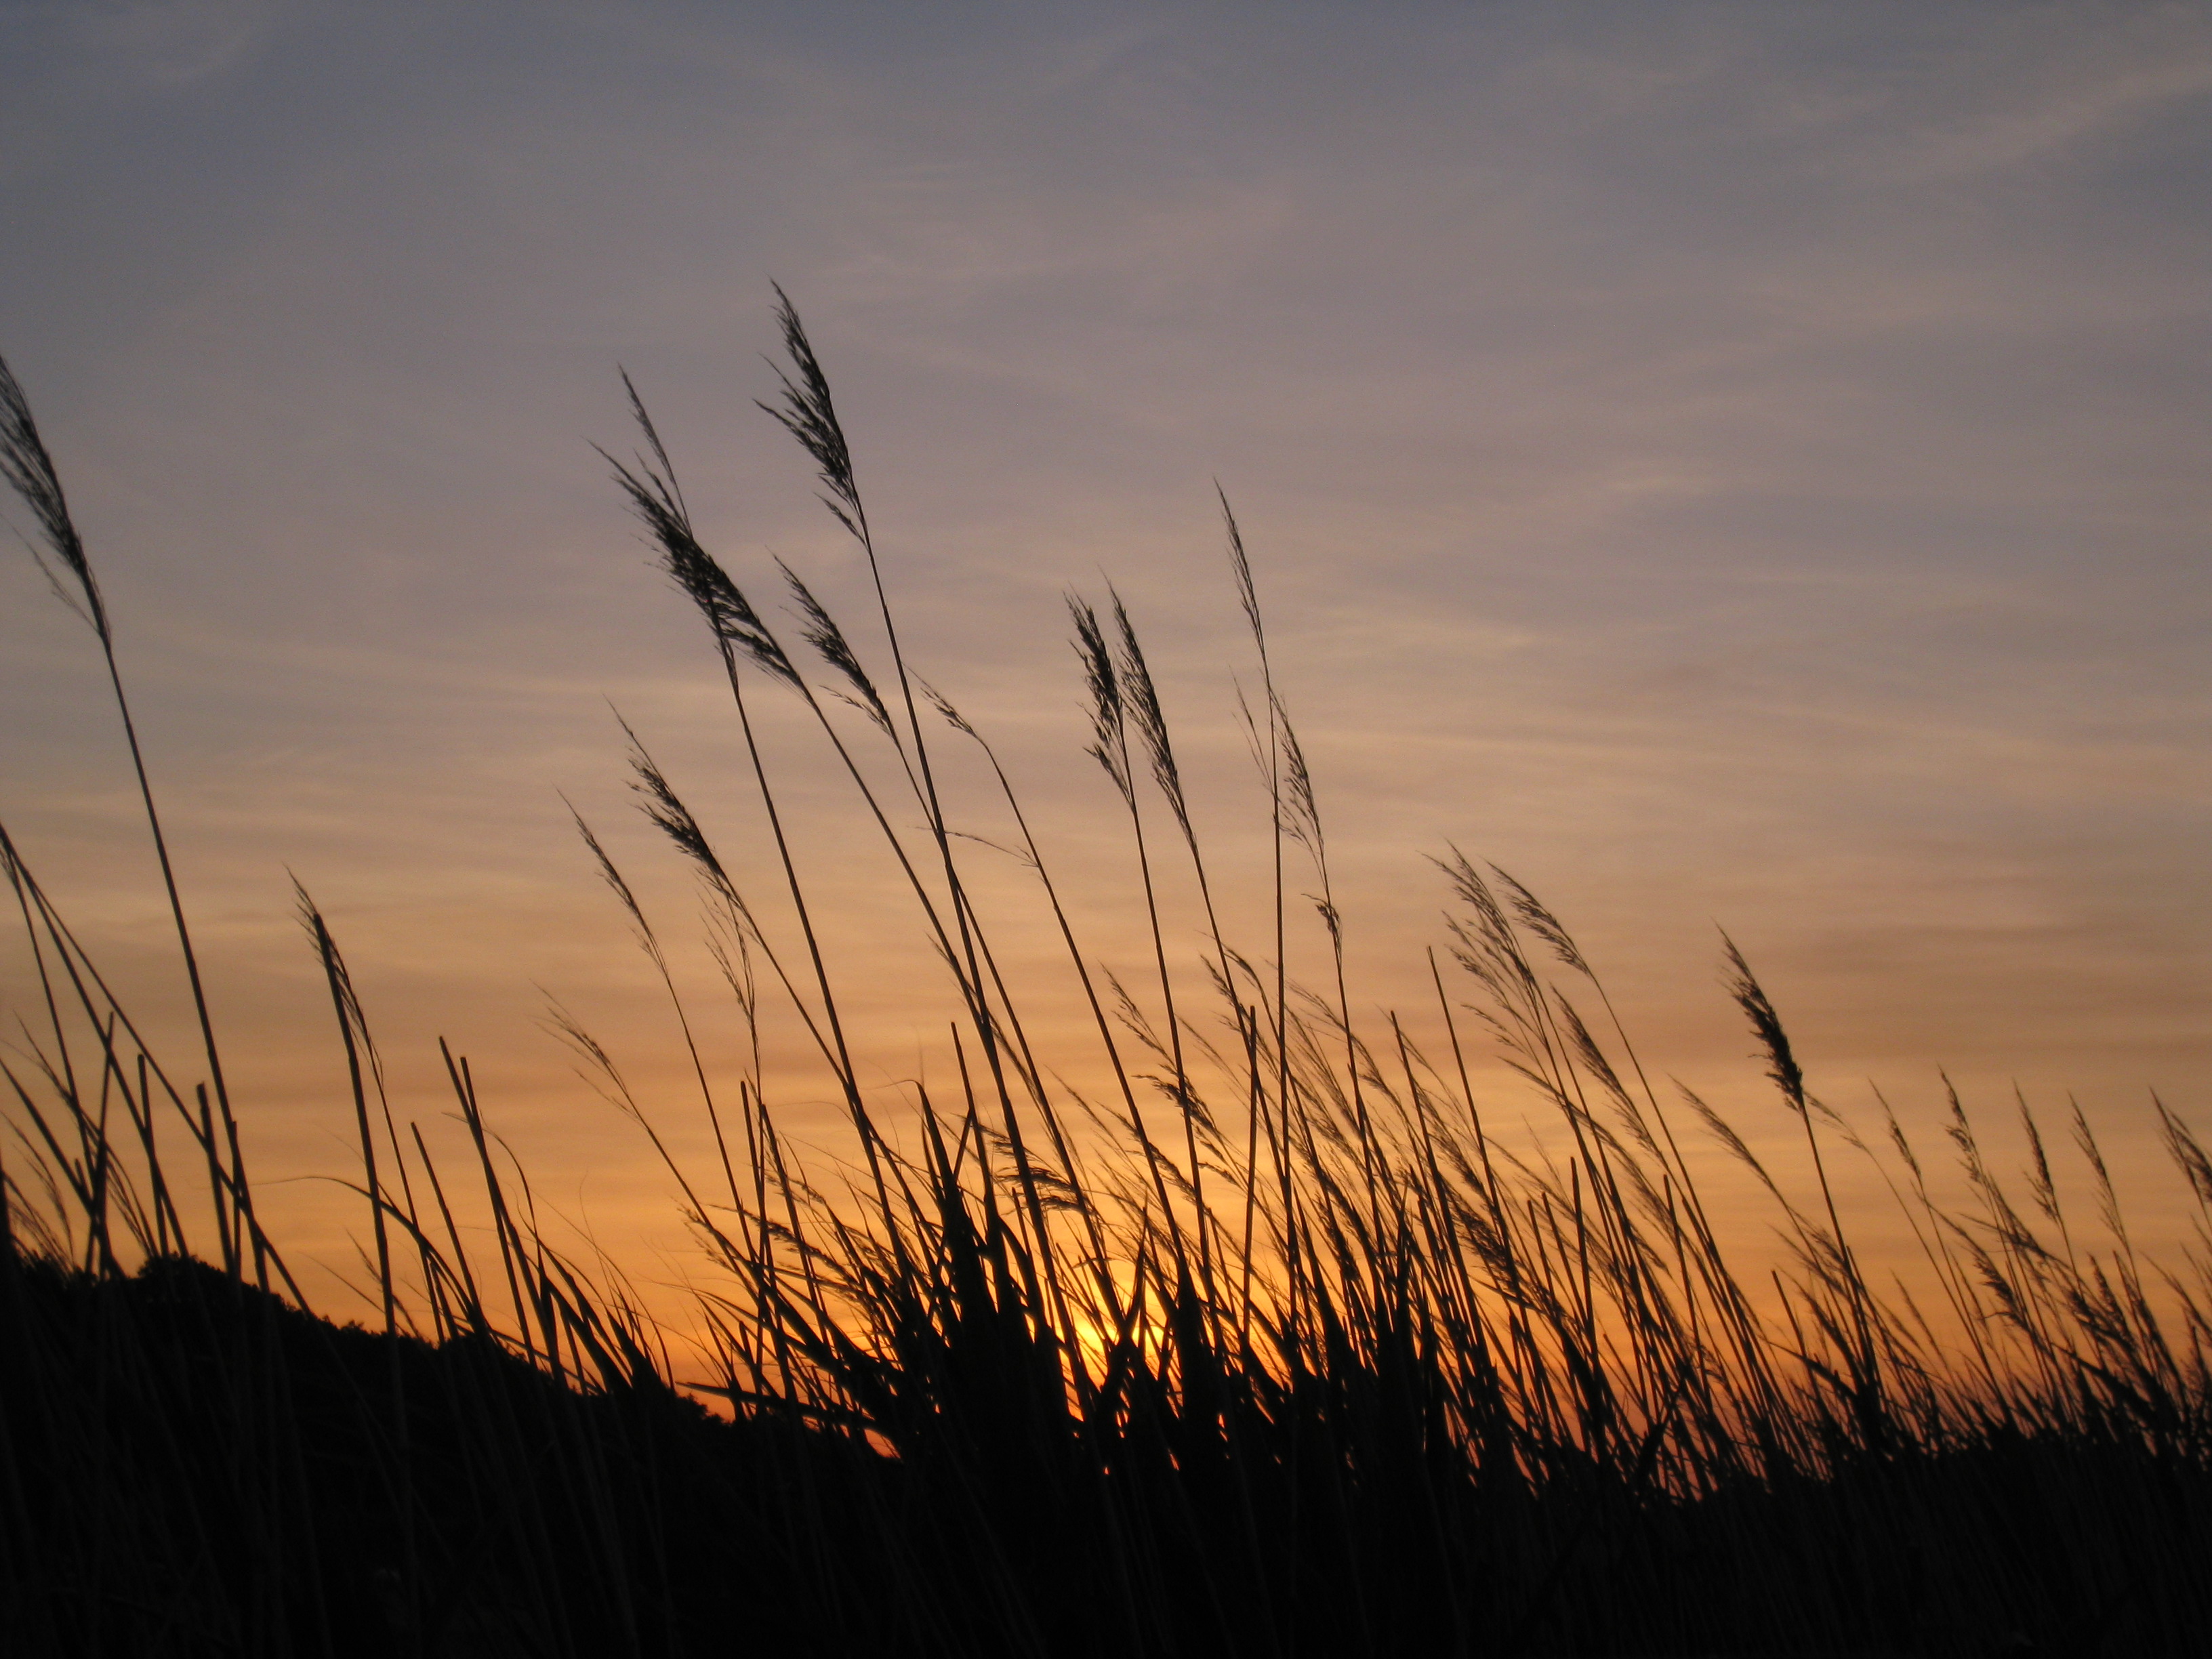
[3,2,2209,1351]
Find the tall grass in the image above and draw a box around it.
[3,310,2209,1656]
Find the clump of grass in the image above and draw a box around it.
[5,316,2211,1657]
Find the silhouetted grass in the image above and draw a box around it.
[3,313,2209,1657]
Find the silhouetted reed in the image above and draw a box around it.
[3,318,2209,1656]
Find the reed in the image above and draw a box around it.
[2,316,2208,1656]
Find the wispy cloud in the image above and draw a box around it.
[68,0,285,87]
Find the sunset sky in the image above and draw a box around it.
[3,1,2209,1315]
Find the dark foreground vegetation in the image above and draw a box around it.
[3,312,2209,1656]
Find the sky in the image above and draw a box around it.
[3,0,2209,1319]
